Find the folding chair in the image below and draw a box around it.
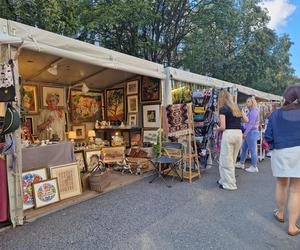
[149,142,183,187]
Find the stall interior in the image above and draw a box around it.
[18,48,163,218]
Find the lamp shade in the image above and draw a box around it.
[68,131,77,140]
[88,130,96,137]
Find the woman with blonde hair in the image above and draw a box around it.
[236,96,260,173]
[217,90,248,190]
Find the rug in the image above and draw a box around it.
[165,103,192,137]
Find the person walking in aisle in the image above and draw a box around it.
[235,97,260,173]
[265,85,300,236]
[217,90,248,191]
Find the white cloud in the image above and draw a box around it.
[259,0,296,29]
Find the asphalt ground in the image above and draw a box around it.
[1,159,300,250]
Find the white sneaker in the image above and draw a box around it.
[235,162,245,169]
[245,166,259,173]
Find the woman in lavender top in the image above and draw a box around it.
[236,97,260,173]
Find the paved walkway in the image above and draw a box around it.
[1,159,300,250]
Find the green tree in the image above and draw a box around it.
[1,0,81,36]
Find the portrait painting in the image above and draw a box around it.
[42,86,65,108]
[85,150,102,172]
[106,88,125,122]
[128,113,137,127]
[74,150,87,173]
[22,84,39,114]
[141,77,160,103]
[70,90,104,122]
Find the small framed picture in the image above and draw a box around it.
[33,179,60,208]
[74,150,87,173]
[72,124,86,140]
[31,134,39,143]
[22,168,48,210]
[127,95,138,113]
[128,113,138,127]
[127,80,139,95]
[85,149,102,172]
[143,129,159,144]
[41,86,65,108]
[22,84,39,114]
[49,163,82,200]
[143,104,161,128]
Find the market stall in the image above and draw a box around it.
[0,18,166,226]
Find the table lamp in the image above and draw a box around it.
[68,131,77,143]
[88,130,96,143]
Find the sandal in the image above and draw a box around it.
[273,209,284,223]
[288,224,300,236]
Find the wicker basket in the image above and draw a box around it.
[89,172,111,192]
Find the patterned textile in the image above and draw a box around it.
[165,103,192,137]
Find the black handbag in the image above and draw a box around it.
[0,59,16,102]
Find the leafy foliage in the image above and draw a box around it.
[0,0,298,94]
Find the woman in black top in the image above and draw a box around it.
[217,90,248,190]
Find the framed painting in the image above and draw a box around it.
[70,90,104,122]
[127,95,138,113]
[22,168,48,210]
[106,88,125,122]
[143,129,159,144]
[22,84,39,114]
[131,132,142,146]
[85,150,102,172]
[41,86,65,108]
[49,163,82,200]
[33,179,60,208]
[142,104,161,128]
[141,77,161,103]
[72,124,86,140]
[128,113,137,127]
[24,116,35,135]
[74,150,87,173]
[127,80,139,95]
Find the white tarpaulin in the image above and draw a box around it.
[0,18,165,84]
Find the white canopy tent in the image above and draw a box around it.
[165,67,281,103]
[0,18,167,227]
[0,18,165,91]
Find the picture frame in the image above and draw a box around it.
[31,134,39,143]
[22,84,39,114]
[141,76,161,103]
[74,150,87,173]
[41,86,65,108]
[49,163,82,200]
[131,132,142,146]
[72,124,86,140]
[106,88,125,122]
[33,178,60,208]
[70,90,104,122]
[127,80,139,95]
[143,129,159,144]
[142,104,161,128]
[128,113,138,127]
[22,168,48,210]
[85,149,102,172]
[127,95,138,113]
[24,116,34,135]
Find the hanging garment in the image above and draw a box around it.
[0,157,9,222]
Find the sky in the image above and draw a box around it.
[259,0,300,77]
